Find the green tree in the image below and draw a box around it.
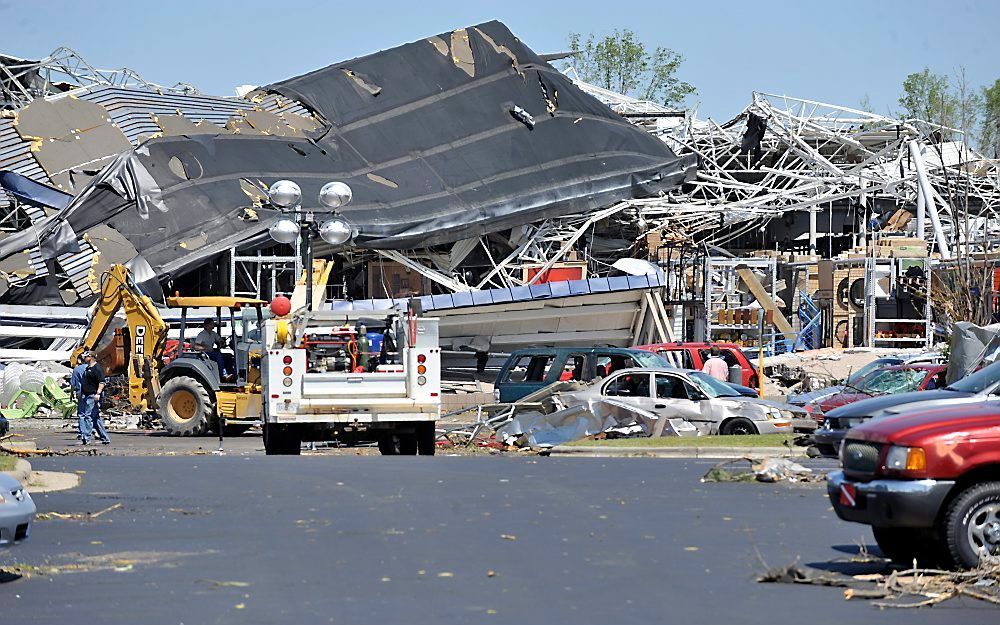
[897,67,957,134]
[981,79,1000,158]
[567,30,695,107]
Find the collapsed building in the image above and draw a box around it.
[1,21,1000,366]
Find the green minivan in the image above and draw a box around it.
[494,347,670,403]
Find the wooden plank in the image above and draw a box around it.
[630,294,649,346]
[735,266,794,335]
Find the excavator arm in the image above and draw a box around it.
[72,264,168,414]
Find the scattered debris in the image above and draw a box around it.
[35,502,121,521]
[701,457,821,484]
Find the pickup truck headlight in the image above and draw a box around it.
[884,445,926,472]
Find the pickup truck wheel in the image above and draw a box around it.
[378,432,400,456]
[158,376,212,436]
[416,422,436,456]
[398,432,418,455]
[872,527,947,567]
[263,424,300,455]
[944,481,1000,569]
[720,418,757,436]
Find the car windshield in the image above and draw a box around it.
[946,360,1000,393]
[855,368,927,394]
[688,371,741,398]
[846,358,901,384]
[634,351,672,368]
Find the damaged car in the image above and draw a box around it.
[0,473,35,548]
[561,367,797,436]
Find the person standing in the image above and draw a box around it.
[701,345,730,382]
[78,351,110,445]
[70,360,88,441]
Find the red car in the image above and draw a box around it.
[829,401,1000,568]
[805,364,947,420]
[635,342,758,388]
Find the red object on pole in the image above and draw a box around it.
[271,294,292,317]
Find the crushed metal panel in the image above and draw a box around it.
[153,113,228,136]
[14,96,131,193]
[264,20,694,249]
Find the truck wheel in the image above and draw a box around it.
[416,422,436,456]
[720,418,757,436]
[944,481,1000,568]
[263,424,301,455]
[378,432,400,456]
[872,527,947,567]
[398,432,418,455]
[158,376,212,436]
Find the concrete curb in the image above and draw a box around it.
[1,458,32,483]
[548,445,807,459]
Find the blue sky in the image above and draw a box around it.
[4,0,998,121]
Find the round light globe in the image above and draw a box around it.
[268,218,300,244]
[318,217,353,246]
[268,180,302,208]
[319,181,352,209]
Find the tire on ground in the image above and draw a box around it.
[944,481,1000,569]
[720,417,758,436]
[158,376,213,436]
[378,431,400,456]
[263,423,301,455]
[416,421,436,456]
[872,526,947,568]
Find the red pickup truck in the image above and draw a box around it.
[828,402,1000,568]
[635,342,759,388]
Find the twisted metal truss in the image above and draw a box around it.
[0,47,198,109]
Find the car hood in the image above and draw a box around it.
[824,390,957,419]
[787,385,844,406]
[733,397,807,415]
[848,402,1000,445]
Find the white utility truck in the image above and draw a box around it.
[261,303,440,455]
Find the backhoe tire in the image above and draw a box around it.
[158,376,213,436]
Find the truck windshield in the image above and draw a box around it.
[634,351,672,368]
[946,360,1000,394]
[688,371,741,398]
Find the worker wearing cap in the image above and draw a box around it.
[701,345,729,382]
[78,351,110,445]
[194,319,228,380]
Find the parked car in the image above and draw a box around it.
[565,366,798,435]
[494,347,758,403]
[787,352,943,407]
[0,473,35,548]
[828,401,1000,568]
[636,342,759,388]
[812,360,1000,456]
[805,364,946,419]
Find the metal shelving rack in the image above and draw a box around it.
[865,256,933,349]
[703,257,779,351]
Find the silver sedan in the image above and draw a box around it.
[565,367,797,435]
[0,473,35,548]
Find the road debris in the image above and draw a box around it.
[758,560,1000,608]
[701,458,821,484]
[35,502,121,521]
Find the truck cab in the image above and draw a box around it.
[828,402,1000,568]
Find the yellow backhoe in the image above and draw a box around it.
[72,264,266,436]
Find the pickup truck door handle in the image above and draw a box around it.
[654,404,667,409]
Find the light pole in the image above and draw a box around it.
[267,180,354,311]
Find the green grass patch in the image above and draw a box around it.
[565,433,796,448]
[0,453,17,472]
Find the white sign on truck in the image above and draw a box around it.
[261,304,440,455]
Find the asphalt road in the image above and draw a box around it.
[1,456,992,625]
